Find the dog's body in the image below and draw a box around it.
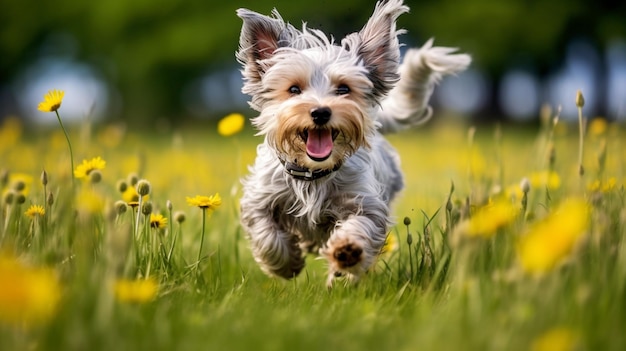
[237,0,470,286]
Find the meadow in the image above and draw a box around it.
[1,94,625,350]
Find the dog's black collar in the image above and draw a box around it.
[280,159,342,181]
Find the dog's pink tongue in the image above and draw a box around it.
[306,129,333,160]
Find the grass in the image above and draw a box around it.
[1,113,625,351]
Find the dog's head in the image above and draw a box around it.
[236,0,408,172]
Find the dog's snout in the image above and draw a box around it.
[310,107,332,125]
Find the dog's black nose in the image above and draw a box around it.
[310,106,332,125]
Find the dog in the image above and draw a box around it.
[236,0,470,286]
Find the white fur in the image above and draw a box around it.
[237,0,470,286]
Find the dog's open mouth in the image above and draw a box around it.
[300,128,339,161]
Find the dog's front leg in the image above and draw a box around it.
[241,203,305,279]
[321,198,389,287]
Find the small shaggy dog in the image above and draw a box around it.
[236,0,470,286]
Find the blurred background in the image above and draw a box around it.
[1,0,625,127]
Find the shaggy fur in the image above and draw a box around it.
[236,0,470,286]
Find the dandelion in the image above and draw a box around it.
[528,171,561,190]
[455,199,518,238]
[37,89,64,112]
[217,113,245,137]
[75,189,104,216]
[74,157,106,180]
[187,193,222,268]
[150,214,167,229]
[380,232,398,256]
[588,117,607,137]
[587,177,617,193]
[113,278,158,303]
[122,186,140,204]
[38,89,75,187]
[186,194,222,210]
[518,198,589,275]
[24,205,45,219]
[0,255,62,326]
[531,327,578,351]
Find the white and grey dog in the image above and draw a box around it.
[237,0,470,286]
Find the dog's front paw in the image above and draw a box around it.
[332,242,363,269]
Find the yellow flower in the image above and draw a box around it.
[74,156,106,179]
[0,255,62,326]
[379,232,398,257]
[588,117,607,137]
[455,199,518,238]
[150,213,168,229]
[217,113,245,137]
[37,89,65,112]
[531,327,578,351]
[122,186,140,204]
[529,170,561,190]
[0,117,23,153]
[587,177,617,193]
[114,278,158,303]
[518,198,589,275]
[186,193,222,210]
[76,190,104,215]
[25,205,45,219]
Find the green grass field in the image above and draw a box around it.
[1,109,625,351]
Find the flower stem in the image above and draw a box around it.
[577,105,585,177]
[197,208,207,268]
[54,110,75,187]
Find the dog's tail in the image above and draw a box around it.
[377,38,471,133]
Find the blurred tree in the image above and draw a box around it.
[1,0,624,122]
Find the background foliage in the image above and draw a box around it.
[2,0,625,122]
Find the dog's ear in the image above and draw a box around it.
[236,9,298,95]
[343,0,409,99]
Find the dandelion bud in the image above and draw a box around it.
[0,169,8,188]
[117,180,128,193]
[89,170,102,184]
[446,199,453,212]
[403,217,411,226]
[141,201,153,216]
[407,232,413,246]
[166,200,172,211]
[520,178,531,194]
[13,180,25,192]
[41,169,48,186]
[16,193,26,205]
[174,211,186,224]
[548,144,556,168]
[539,104,552,128]
[575,90,585,108]
[47,192,54,206]
[114,200,127,215]
[136,179,151,196]
[3,190,15,205]
[578,164,585,176]
[127,173,139,186]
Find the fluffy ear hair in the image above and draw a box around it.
[236,8,299,97]
[342,0,409,99]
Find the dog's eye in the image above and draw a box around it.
[289,85,302,95]
[336,84,350,95]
